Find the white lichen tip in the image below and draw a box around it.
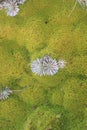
[77,0,87,7]
[42,55,59,75]
[31,58,44,76]
[0,3,3,10]
[31,55,59,76]
[3,0,20,16]
[0,87,13,100]
[58,59,67,69]
[16,0,26,4]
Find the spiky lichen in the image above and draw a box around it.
[0,87,13,100]
[31,55,59,76]
[0,0,27,16]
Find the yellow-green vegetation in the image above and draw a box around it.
[0,0,87,130]
[24,106,61,130]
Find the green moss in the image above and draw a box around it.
[63,78,87,112]
[50,88,63,106]
[18,85,46,106]
[0,40,30,85]
[0,98,28,130]
[0,0,87,129]
[24,106,61,130]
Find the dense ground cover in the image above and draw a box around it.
[0,0,87,130]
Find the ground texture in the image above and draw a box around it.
[0,0,87,130]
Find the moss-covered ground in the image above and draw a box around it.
[0,0,87,130]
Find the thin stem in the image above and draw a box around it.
[12,86,29,92]
[68,0,77,17]
[13,90,23,92]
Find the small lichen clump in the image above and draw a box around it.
[31,55,59,76]
[0,0,26,16]
[0,87,13,100]
[58,59,67,69]
[3,0,20,17]
[31,58,44,76]
[31,55,66,76]
[42,55,59,75]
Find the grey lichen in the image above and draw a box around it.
[0,86,29,100]
[77,0,87,8]
[58,59,67,69]
[0,87,13,100]
[42,55,59,75]
[0,0,27,16]
[31,55,66,76]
